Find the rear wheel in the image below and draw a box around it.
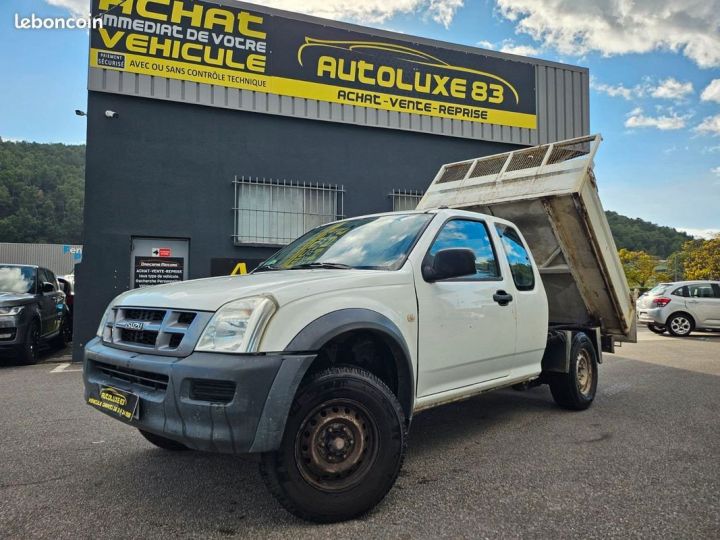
[18,320,40,365]
[647,323,666,334]
[548,332,598,410]
[667,313,693,337]
[260,366,406,523]
[138,429,189,451]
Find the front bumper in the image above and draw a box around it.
[637,308,665,325]
[0,314,29,352]
[83,337,315,454]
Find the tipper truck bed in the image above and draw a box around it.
[418,133,636,347]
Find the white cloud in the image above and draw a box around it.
[625,107,689,130]
[474,39,540,57]
[591,80,634,100]
[712,166,720,176]
[650,78,693,100]
[695,114,720,136]
[591,77,694,102]
[700,79,720,103]
[249,0,463,27]
[678,227,720,240]
[44,0,464,27]
[45,0,89,17]
[495,0,720,68]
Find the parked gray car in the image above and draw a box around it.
[0,264,69,364]
[637,281,720,336]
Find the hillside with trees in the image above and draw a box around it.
[605,210,692,258]
[0,139,85,244]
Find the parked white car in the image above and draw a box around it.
[637,281,720,336]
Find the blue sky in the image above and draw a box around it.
[2,0,719,236]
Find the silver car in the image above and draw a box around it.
[637,281,720,336]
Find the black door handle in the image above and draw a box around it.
[493,290,513,306]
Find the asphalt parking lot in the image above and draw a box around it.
[1,327,719,539]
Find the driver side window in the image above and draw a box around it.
[428,219,500,280]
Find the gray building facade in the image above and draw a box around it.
[74,0,589,359]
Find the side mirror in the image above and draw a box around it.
[422,248,477,282]
[41,281,55,294]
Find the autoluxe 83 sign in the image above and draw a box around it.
[90,0,537,128]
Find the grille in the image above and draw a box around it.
[469,155,506,178]
[547,137,593,164]
[123,308,166,322]
[189,379,236,403]
[505,147,548,172]
[168,333,183,348]
[120,328,158,346]
[438,162,472,183]
[177,312,196,325]
[94,361,168,391]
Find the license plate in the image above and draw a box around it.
[87,385,139,423]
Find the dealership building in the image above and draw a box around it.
[73,0,590,359]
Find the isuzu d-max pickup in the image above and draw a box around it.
[83,134,635,522]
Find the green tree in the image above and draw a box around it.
[681,236,720,280]
[0,140,85,243]
[606,211,692,258]
[618,248,664,289]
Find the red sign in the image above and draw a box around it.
[152,247,172,257]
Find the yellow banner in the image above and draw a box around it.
[90,49,537,129]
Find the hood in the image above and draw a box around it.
[111,269,413,312]
[0,292,37,306]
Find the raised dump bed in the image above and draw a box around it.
[417,134,636,342]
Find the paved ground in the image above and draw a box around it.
[1,327,719,539]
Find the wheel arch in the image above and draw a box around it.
[666,311,696,328]
[285,308,415,421]
[249,309,415,454]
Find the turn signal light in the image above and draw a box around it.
[652,297,671,307]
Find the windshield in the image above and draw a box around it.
[257,213,433,271]
[0,266,36,294]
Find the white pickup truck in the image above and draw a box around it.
[83,134,635,522]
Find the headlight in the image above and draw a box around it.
[0,306,23,316]
[96,305,115,337]
[195,296,276,353]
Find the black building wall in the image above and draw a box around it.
[73,91,519,360]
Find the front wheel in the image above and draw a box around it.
[18,320,40,365]
[548,332,598,410]
[647,323,666,334]
[260,367,407,523]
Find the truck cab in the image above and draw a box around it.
[83,134,634,523]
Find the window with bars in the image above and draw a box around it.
[233,177,345,245]
[389,189,424,211]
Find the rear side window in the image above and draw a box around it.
[672,286,689,297]
[495,224,535,291]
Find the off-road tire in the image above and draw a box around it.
[260,366,407,523]
[548,332,598,411]
[138,429,190,451]
[18,320,40,365]
[647,323,666,334]
[666,313,694,337]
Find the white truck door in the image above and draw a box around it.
[493,223,549,378]
[415,217,517,397]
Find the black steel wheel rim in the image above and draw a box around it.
[294,398,379,492]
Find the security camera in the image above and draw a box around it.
[104,110,119,119]
[74,109,86,117]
